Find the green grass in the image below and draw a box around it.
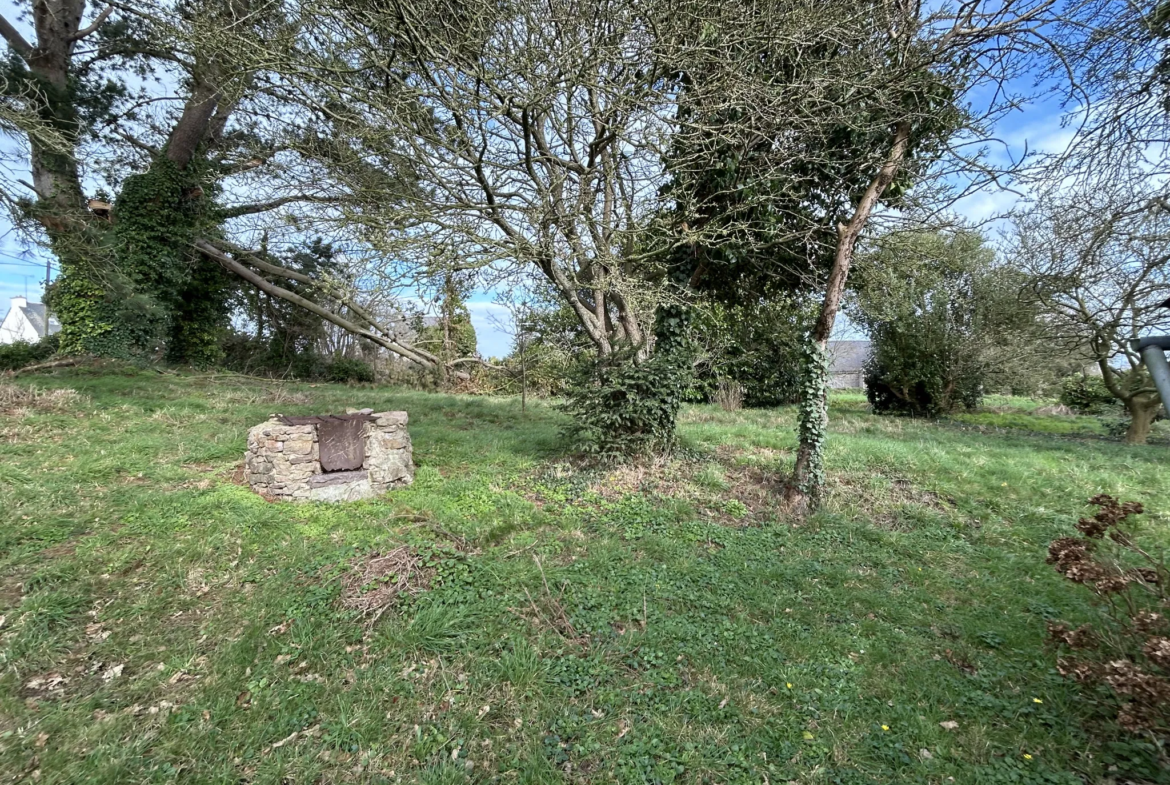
[1,372,1168,784]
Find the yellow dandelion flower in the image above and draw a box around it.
[1032,698,1042,704]
[1024,754,1033,760]
[881,725,890,731]
[786,683,793,689]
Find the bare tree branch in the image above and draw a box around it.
[70,5,115,42]
[0,13,34,59]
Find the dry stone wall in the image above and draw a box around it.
[244,412,413,502]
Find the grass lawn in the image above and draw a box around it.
[1,371,1168,784]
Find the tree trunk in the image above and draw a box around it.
[0,3,110,353]
[24,1,89,227]
[784,122,911,511]
[1125,396,1160,445]
[165,72,223,169]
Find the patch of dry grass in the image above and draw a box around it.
[823,470,963,530]
[0,384,89,416]
[207,385,314,408]
[340,547,432,622]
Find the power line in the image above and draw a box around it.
[0,260,59,271]
[0,253,59,266]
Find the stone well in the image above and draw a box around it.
[244,410,413,502]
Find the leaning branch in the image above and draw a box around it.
[0,13,33,59]
[211,239,402,338]
[219,194,341,219]
[192,240,443,370]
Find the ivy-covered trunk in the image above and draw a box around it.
[784,122,911,511]
[2,0,109,355]
[53,159,231,364]
[110,160,230,364]
[561,286,696,460]
[58,42,235,363]
[789,339,829,506]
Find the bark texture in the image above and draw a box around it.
[785,122,912,510]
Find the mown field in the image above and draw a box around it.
[1,370,1168,784]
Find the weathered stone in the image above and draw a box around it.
[245,412,413,503]
[287,454,318,465]
[371,434,408,450]
[310,478,375,502]
[284,439,313,455]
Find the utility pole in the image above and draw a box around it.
[519,321,528,413]
[1132,337,1170,411]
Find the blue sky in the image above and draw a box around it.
[0,1,1075,358]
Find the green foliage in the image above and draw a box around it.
[414,271,478,365]
[1059,375,1119,415]
[221,240,347,379]
[865,338,984,417]
[220,336,374,385]
[854,228,1027,417]
[0,335,58,371]
[493,286,597,398]
[325,357,374,384]
[691,298,813,407]
[53,158,230,364]
[795,338,829,502]
[415,313,477,361]
[561,347,692,459]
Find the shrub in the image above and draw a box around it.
[864,339,983,417]
[560,348,691,460]
[325,357,375,384]
[0,335,59,372]
[1047,495,1169,741]
[852,228,1038,417]
[689,298,811,408]
[1059,374,1118,414]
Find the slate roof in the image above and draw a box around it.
[826,340,871,374]
[18,302,61,338]
[387,313,441,342]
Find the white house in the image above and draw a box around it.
[0,296,61,345]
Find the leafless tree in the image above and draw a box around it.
[1043,0,1170,184]
[1012,176,1170,443]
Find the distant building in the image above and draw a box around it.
[0,296,61,345]
[827,340,871,389]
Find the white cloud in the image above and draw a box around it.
[465,301,514,358]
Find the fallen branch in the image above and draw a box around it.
[193,239,453,372]
[9,356,92,376]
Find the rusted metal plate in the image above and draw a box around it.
[279,412,374,426]
[318,418,366,471]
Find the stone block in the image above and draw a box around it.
[284,439,313,455]
[371,434,408,451]
[310,478,376,502]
